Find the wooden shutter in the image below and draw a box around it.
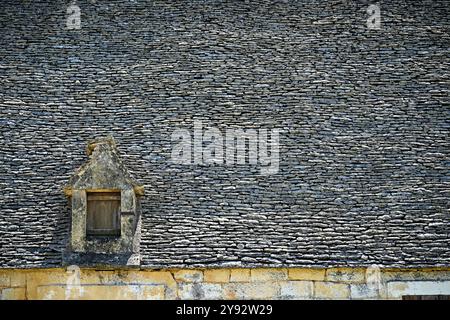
[86,192,121,236]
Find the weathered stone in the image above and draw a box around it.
[382,270,450,282]
[204,269,230,283]
[65,137,144,264]
[0,288,26,300]
[1,269,450,300]
[224,282,280,300]
[279,281,313,299]
[1,0,449,272]
[126,270,176,286]
[387,281,450,299]
[251,269,287,282]
[124,270,177,299]
[325,268,366,283]
[25,270,68,300]
[314,282,350,299]
[288,269,325,281]
[0,272,10,287]
[173,270,203,283]
[229,269,251,282]
[350,283,380,299]
[9,272,26,287]
[70,190,87,252]
[0,1,449,292]
[37,284,165,300]
[121,188,136,213]
[178,283,223,300]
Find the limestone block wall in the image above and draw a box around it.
[1,268,449,300]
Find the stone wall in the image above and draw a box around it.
[1,268,449,300]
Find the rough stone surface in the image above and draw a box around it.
[279,281,313,299]
[0,268,449,300]
[251,268,287,281]
[350,283,380,299]
[325,268,366,283]
[288,268,325,281]
[229,269,251,282]
[314,282,350,299]
[64,137,143,266]
[0,1,449,269]
[204,269,230,283]
[225,281,280,300]
[387,280,450,299]
[0,287,26,300]
[173,270,203,283]
[178,283,223,300]
[0,273,10,287]
[37,284,165,300]
[9,272,26,287]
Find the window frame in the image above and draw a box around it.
[86,190,121,237]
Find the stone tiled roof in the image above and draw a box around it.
[0,1,449,268]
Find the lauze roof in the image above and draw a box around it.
[0,1,449,268]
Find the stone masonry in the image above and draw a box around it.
[1,268,450,300]
[0,0,449,270]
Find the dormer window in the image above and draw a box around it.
[86,191,121,236]
[63,136,144,266]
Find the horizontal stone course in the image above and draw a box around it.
[325,268,366,283]
[251,268,288,281]
[1,268,450,300]
[288,268,325,281]
[204,269,230,283]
